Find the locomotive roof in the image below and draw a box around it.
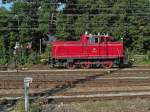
[90,35,111,37]
[81,34,112,38]
[83,34,111,36]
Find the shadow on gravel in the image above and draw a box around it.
[31,69,121,104]
[0,67,126,111]
[0,99,17,112]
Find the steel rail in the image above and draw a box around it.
[2,91,150,101]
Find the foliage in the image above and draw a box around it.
[13,100,24,112]
[12,100,40,112]
[133,54,150,65]
[30,103,40,112]
[0,58,7,65]
[0,0,150,65]
[27,52,40,65]
[59,0,150,54]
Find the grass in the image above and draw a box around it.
[11,100,24,112]
[11,100,39,112]
[134,59,150,66]
[27,99,150,112]
[11,99,150,112]
[62,99,150,112]
[47,99,150,112]
[130,54,150,66]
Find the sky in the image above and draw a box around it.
[0,1,66,11]
[57,2,66,12]
[0,0,150,11]
[0,0,13,10]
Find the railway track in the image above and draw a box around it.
[0,68,149,96]
[0,67,150,110]
[47,68,150,102]
[0,69,110,97]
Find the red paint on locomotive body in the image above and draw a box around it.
[52,34,124,59]
[50,34,125,68]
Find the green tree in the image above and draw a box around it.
[0,0,150,65]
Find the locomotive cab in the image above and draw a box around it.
[81,34,113,44]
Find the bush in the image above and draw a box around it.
[0,58,7,65]
[27,52,40,65]
[13,100,24,112]
[147,51,150,59]
[133,54,150,65]
[31,103,40,112]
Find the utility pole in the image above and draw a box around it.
[48,1,57,35]
[24,77,32,112]
[49,12,56,34]
[14,15,21,67]
[40,38,42,54]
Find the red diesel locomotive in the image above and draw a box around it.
[49,33,126,69]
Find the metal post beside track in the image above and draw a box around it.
[24,77,32,112]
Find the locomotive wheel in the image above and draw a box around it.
[67,62,76,69]
[81,62,91,69]
[101,61,113,69]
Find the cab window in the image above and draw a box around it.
[100,37,104,43]
[89,37,99,43]
[95,37,99,43]
[106,37,111,42]
[90,37,95,43]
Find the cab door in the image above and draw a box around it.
[99,37,107,58]
[87,37,100,58]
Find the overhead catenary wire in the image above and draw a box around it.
[0,3,150,14]
[0,23,148,31]
[7,6,150,11]
[4,1,150,6]
[0,13,150,18]
[0,1,149,33]
[1,8,150,14]
[0,17,149,23]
